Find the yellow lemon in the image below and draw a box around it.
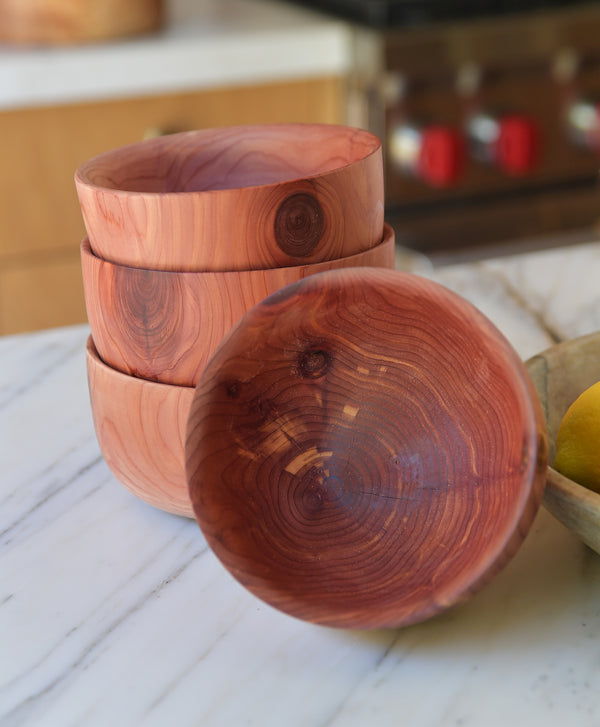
[554,380,600,493]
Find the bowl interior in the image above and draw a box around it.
[185,267,547,629]
[76,124,381,194]
[526,331,600,555]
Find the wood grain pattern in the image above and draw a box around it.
[81,225,395,386]
[526,331,600,555]
[0,0,163,44]
[86,336,194,517]
[75,124,384,271]
[185,267,548,629]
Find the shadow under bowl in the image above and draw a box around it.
[75,123,384,272]
[525,330,600,556]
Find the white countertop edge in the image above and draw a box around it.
[0,1,353,110]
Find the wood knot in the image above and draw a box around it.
[274,192,324,257]
[225,381,240,398]
[298,468,344,515]
[297,348,331,379]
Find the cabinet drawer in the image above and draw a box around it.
[0,252,86,335]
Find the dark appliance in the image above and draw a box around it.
[292,1,600,257]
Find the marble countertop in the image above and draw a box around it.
[2,239,600,726]
[0,0,352,110]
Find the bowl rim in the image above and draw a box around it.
[86,334,195,391]
[81,221,395,276]
[74,122,383,198]
[546,465,600,506]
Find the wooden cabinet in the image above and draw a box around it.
[0,76,345,334]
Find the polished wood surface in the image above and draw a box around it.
[75,124,383,271]
[186,267,548,629]
[526,331,600,555]
[81,227,394,386]
[86,336,194,517]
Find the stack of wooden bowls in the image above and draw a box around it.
[75,123,394,517]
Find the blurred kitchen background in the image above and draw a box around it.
[2,0,600,335]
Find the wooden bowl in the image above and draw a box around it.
[81,224,395,387]
[74,124,384,272]
[86,336,194,517]
[0,0,163,45]
[185,267,548,630]
[525,331,600,556]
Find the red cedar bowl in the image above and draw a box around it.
[81,225,395,387]
[74,124,384,272]
[86,336,194,517]
[525,331,600,556]
[185,267,548,630]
